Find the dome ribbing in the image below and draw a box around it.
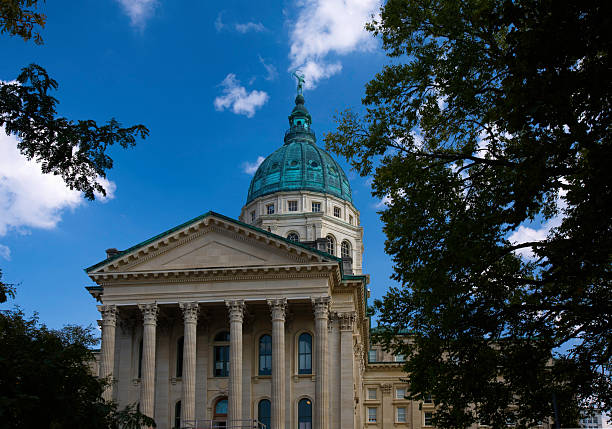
[246,94,353,204]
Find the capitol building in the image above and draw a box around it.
[86,89,432,429]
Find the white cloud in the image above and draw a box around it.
[243,156,265,175]
[508,186,567,259]
[214,74,269,118]
[115,0,158,30]
[0,130,116,239]
[259,56,278,81]
[215,12,225,32]
[0,244,10,260]
[375,194,392,208]
[235,22,266,33]
[288,0,381,88]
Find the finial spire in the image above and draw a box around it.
[292,70,305,95]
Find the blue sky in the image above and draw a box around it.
[0,0,395,329]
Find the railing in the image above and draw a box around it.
[181,419,266,429]
[284,125,316,143]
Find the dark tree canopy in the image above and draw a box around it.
[0,308,156,428]
[0,0,148,200]
[326,0,611,427]
[0,0,46,44]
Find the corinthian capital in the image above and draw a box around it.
[267,298,287,321]
[138,303,158,325]
[336,311,356,331]
[179,302,199,324]
[225,299,245,323]
[311,296,331,319]
[98,305,117,326]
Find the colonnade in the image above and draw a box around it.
[97,296,332,429]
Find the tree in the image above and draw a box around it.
[0,307,156,428]
[0,0,148,199]
[325,0,611,427]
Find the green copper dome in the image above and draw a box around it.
[246,94,353,204]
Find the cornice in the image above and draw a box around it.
[90,263,340,285]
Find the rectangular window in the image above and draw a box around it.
[367,388,377,400]
[368,407,377,423]
[214,345,229,377]
[368,349,377,362]
[424,412,433,426]
[333,206,341,217]
[312,202,321,212]
[250,211,255,222]
[349,214,354,225]
[266,204,275,215]
[397,407,407,423]
[394,353,405,362]
[288,200,298,211]
[396,387,406,399]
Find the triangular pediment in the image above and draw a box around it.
[87,212,333,274]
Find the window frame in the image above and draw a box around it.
[297,332,313,375]
[341,240,351,258]
[368,349,377,362]
[298,398,313,429]
[333,206,341,217]
[213,331,230,377]
[287,232,299,242]
[368,407,378,423]
[288,200,298,212]
[174,400,181,429]
[266,204,275,215]
[396,406,407,423]
[326,235,335,256]
[258,334,272,376]
[424,411,434,427]
[367,388,377,400]
[250,211,256,222]
[311,202,321,213]
[257,399,271,429]
[395,387,406,400]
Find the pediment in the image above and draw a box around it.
[124,229,296,271]
[87,212,329,274]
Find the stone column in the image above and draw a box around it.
[338,312,356,429]
[226,300,245,427]
[139,303,158,420]
[312,296,331,429]
[180,302,199,424]
[98,304,117,401]
[268,298,287,429]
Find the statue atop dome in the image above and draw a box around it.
[292,70,305,95]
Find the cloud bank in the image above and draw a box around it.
[214,74,269,118]
[0,131,115,256]
[288,0,381,88]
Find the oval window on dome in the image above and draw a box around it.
[310,161,319,168]
[271,162,279,169]
[290,160,299,166]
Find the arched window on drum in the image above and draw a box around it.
[287,232,299,242]
[325,235,335,255]
[341,240,351,259]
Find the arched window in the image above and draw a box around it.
[138,338,143,378]
[326,235,335,255]
[258,399,271,429]
[176,336,184,377]
[298,333,312,374]
[214,331,230,377]
[341,240,351,259]
[287,232,299,242]
[174,400,181,429]
[259,334,272,375]
[298,398,313,429]
[214,397,228,427]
